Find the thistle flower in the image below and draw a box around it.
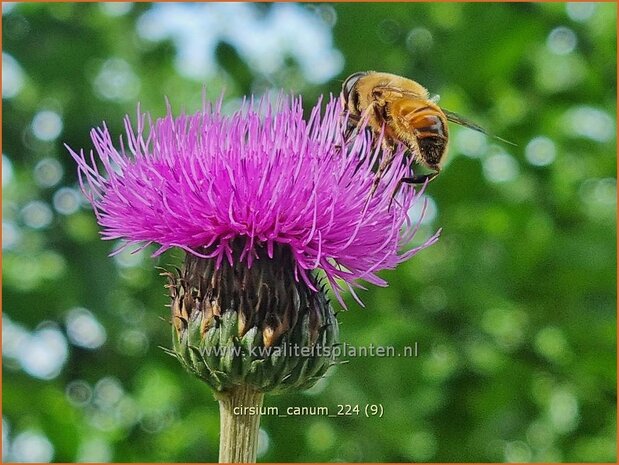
[68,95,437,394]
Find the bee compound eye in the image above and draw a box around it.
[342,72,367,101]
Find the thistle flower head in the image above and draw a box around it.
[68,95,437,303]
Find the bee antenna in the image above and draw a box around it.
[493,135,517,147]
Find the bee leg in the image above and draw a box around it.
[368,146,396,199]
[400,169,440,184]
[388,195,405,212]
[345,104,377,177]
[343,104,373,145]
[389,169,438,211]
[335,118,360,154]
[343,115,360,140]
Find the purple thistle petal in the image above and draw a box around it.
[67,94,438,302]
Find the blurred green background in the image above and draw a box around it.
[2,2,616,462]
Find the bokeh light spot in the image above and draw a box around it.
[482,307,528,351]
[139,408,177,434]
[19,324,69,380]
[465,339,505,374]
[455,129,488,158]
[94,377,124,409]
[579,178,617,210]
[53,187,81,215]
[593,178,617,205]
[562,106,615,142]
[535,52,585,92]
[88,410,118,433]
[428,2,463,28]
[115,397,141,429]
[422,344,458,381]
[34,158,63,188]
[99,2,133,17]
[406,27,434,54]
[21,201,53,229]
[40,250,67,280]
[10,430,54,463]
[117,329,149,357]
[2,418,10,462]
[2,221,20,250]
[94,58,141,102]
[419,285,447,312]
[534,326,571,365]
[549,387,579,433]
[310,4,337,28]
[3,154,14,186]
[2,315,30,363]
[113,246,146,268]
[483,152,519,183]
[257,428,270,457]
[504,440,532,462]
[2,52,25,98]
[408,194,438,225]
[2,3,17,15]
[31,111,63,141]
[407,431,437,461]
[526,419,556,450]
[377,19,402,44]
[306,421,335,452]
[66,380,93,407]
[525,136,557,167]
[65,307,107,350]
[566,2,597,22]
[75,437,113,463]
[546,26,577,55]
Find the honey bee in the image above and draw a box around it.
[341,71,510,188]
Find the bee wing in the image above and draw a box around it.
[443,109,516,146]
[372,86,428,100]
[442,109,488,133]
[371,86,441,120]
[373,86,516,145]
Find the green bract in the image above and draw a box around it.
[165,243,339,393]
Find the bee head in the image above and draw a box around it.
[341,71,367,105]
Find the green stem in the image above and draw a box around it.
[217,385,265,463]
